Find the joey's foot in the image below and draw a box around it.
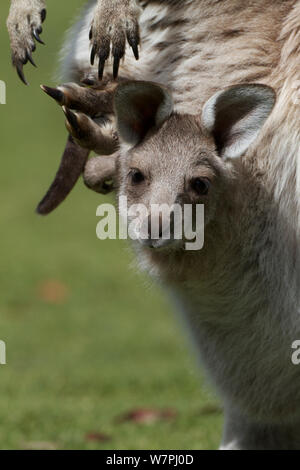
[41,81,119,155]
[89,0,141,80]
[40,81,117,116]
[7,0,46,84]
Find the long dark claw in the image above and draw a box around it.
[63,107,80,133]
[98,57,106,81]
[16,64,28,85]
[126,32,139,60]
[41,9,47,23]
[41,85,64,104]
[89,28,93,40]
[113,55,121,80]
[33,28,45,45]
[90,45,96,66]
[26,50,37,67]
[131,42,139,61]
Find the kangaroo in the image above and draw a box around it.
[38,0,300,449]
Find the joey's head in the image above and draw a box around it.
[86,81,275,251]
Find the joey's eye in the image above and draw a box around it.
[191,177,211,195]
[130,169,145,185]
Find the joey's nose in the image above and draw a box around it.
[139,212,176,249]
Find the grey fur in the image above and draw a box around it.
[48,0,300,449]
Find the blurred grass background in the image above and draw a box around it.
[0,0,222,449]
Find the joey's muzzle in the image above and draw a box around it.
[138,210,178,249]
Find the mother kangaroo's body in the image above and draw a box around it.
[44,0,300,449]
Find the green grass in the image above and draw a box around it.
[0,0,222,449]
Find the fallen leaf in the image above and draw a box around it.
[198,404,222,416]
[85,432,111,442]
[37,280,69,304]
[117,408,177,424]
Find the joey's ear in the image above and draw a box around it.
[114,81,173,146]
[202,84,276,159]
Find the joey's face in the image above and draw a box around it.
[114,81,275,251]
[118,115,229,250]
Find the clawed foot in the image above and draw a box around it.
[62,107,118,155]
[7,0,141,84]
[41,82,119,155]
[40,81,117,116]
[89,0,141,79]
[7,0,47,84]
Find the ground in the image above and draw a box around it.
[0,0,222,449]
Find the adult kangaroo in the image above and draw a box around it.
[39,0,300,449]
